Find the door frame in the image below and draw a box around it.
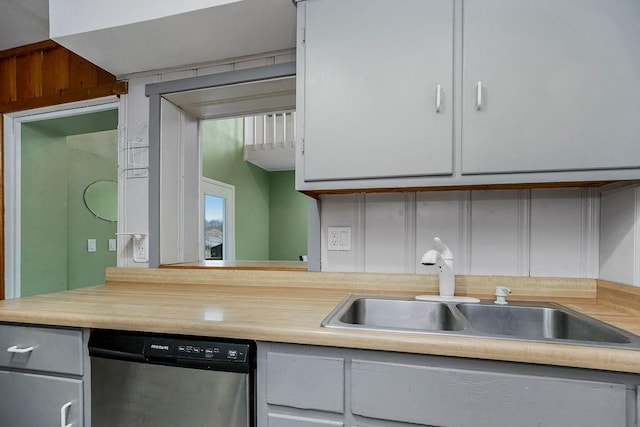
[144,63,312,267]
[3,97,120,299]
[200,177,235,261]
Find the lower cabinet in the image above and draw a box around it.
[257,342,639,427]
[268,413,344,427]
[0,371,83,426]
[0,323,89,427]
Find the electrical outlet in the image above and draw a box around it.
[132,234,148,263]
[328,226,351,251]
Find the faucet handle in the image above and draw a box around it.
[494,286,511,305]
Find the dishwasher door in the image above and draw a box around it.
[92,358,249,427]
[89,330,254,427]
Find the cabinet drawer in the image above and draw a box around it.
[351,360,627,427]
[268,413,343,427]
[266,352,344,413]
[0,370,83,427]
[0,324,83,375]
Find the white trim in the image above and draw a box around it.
[116,94,129,267]
[355,193,366,272]
[404,192,416,274]
[6,97,119,121]
[635,187,640,286]
[458,191,472,275]
[200,177,236,261]
[3,97,120,299]
[581,187,600,279]
[517,189,531,276]
[3,114,20,299]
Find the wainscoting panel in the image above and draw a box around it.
[469,190,526,276]
[600,185,638,286]
[364,193,411,274]
[529,188,598,279]
[320,194,364,272]
[320,188,599,278]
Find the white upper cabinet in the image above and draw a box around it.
[462,0,640,175]
[301,0,454,182]
[296,0,640,192]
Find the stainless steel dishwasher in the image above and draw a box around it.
[89,330,255,427]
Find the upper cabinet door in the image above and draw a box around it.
[302,0,454,182]
[462,0,640,175]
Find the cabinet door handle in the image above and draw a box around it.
[476,81,483,110]
[435,84,442,113]
[60,401,72,427]
[7,345,34,354]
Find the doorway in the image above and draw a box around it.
[4,98,120,298]
[145,63,321,268]
[201,177,235,260]
[201,115,306,261]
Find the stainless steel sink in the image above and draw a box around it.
[456,302,632,344]
[330,298,464,332]
[321,294,640,349]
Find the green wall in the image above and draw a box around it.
[202,118,307,261]
[66,131,117,289]
[269,171,308,260]
[21,126,69,296]
[21,124,117,297]
[202,118,270,260]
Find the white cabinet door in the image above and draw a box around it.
[268,413,344,427]
[302,0,454,182]
[462,0,640,175]
[351,360,627,427]
[0,371,83,427]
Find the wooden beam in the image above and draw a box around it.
[300,181,616,199]
[0,40,127,114]
[0,40,58,61]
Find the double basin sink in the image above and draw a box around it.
[321,295,640,349]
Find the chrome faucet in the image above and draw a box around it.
[420,237,455,298]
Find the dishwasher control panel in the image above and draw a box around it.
[145,338,248,363]
[89,330,254,373]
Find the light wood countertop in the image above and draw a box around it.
[0,268,639,374]
[160,260,308,271]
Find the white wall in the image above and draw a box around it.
[50,0,242,37]
[600,184,640,286]
[320,188,600,278]
[160,99,199,265]
[50,0,296,76]
[118,50,295,267]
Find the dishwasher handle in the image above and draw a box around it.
[89,347,146,363]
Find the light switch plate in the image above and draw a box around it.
[87,239,97,253]
[108,239,116,252]
[328,226,351,251]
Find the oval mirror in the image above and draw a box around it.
[83,180,117,222]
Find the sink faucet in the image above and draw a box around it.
[494,286,512,305]
[421,237,455,298]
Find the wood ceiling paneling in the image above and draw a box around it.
[0,40,127,114]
